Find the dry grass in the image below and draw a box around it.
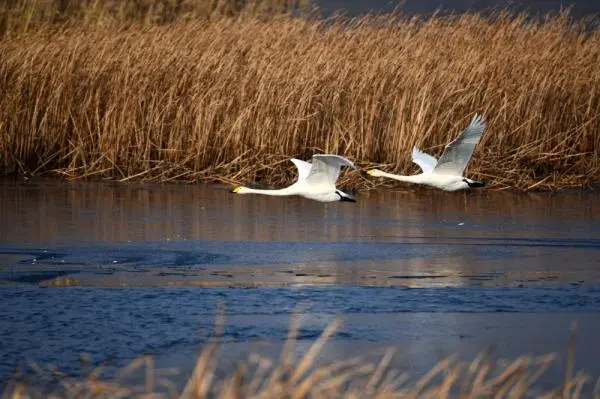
[3,317,598,398]
[0,0,599,190]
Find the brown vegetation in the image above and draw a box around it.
[3,317,595,398]
[0,0,599,190]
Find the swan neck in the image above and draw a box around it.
[381,172,423,183]
[244,185,297,196]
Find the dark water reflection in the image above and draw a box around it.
[1,180,600,390]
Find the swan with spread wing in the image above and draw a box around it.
[232,154,356,202]
[367,114,487,192]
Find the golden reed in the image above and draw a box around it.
[0,0,598,191]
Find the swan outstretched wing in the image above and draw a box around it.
[290,158,312,181]
[412,147,438,173]
[305,154,355,186]
[433,114,486,175]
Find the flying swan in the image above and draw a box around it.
[367,114,487,192]
[231,154,357,202]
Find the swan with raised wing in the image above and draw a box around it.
[232,154,357,202]
[367,114,487,192]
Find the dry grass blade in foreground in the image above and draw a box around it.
[0,2,599,190]
[3,317,598,398]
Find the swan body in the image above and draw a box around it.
[367,114,487,192]
[232,154,356,203]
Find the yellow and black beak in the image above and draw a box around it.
[335,190,357,203]
[231,186,242,193]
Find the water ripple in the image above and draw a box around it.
[1,285,600,379]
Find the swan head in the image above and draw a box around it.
[366,169,385,177]
[231,186,250,194]
[335,190,357,203]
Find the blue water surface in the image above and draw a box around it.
[2,285,600,381]
[2,182,600,392]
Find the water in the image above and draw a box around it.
[316,0,600,17]
[1,180,600,391]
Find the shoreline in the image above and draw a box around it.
[1,175,599,193]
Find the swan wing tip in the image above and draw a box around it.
[472,113,486,126]
[412,146,424,157]
[313,154,355,169]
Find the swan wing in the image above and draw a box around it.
[412,147,438,173]
[290,158,312,181]
[433,113,486,175]
[305,154,355,186]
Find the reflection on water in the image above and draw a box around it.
[2,179,599,244]
[1,179,600,390]
[1,180,599,287]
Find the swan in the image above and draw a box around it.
[367,114,487,192]
[231,154,357,202]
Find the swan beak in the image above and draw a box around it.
[366,170,375,175]
[468,181,486,188]
[231,186,242,193]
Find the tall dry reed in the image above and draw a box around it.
[0,1,599,190]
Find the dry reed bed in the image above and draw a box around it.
[3,318,596,399]
[1,8,599,190]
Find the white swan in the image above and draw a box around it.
[232,154,357,202]
[367,114,487,192]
